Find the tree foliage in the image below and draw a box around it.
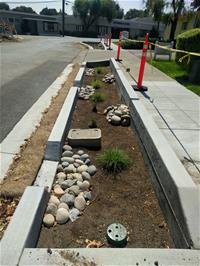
[0,2,9,10]
[73,0,120,31]
[12,6,36,13]
[40,7,58,15]
[191,0,200,10]
[124,8,147,19]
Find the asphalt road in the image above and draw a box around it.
[0,36,84,142]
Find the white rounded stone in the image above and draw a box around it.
[43,214,55,227]
[77,165,88,173]
[58,202,69,210]
[74,196,86,211]
[49,195,60,206]
[56,208,69,224]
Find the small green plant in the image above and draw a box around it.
[90,92,105,112]
[91,79,102,89]
[97,148,131,176]
[95,67,104,74]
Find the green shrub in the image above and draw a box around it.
[90,92,105,112]
[97,148,131,176]
[91,79,102,89]
[175,28,200,71]
[95,67,104,74]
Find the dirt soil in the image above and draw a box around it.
[38,67,174,248]
[83,42,104,50]
[0,64,79,198]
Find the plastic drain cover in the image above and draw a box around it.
[106,223,127,247]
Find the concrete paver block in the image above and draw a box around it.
[74,64,86,87]
[34,160,58,192]
[68,128,101,148]
[44,87,78,161]
[19,248,200,265]
[1,186,49,266]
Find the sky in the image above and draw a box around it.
[0,0,144,14]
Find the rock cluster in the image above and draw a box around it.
[85,68,95,76]
[102,73,115,84]
[104,104,131,126]
[43,145,97,227]
[78,85,95,100]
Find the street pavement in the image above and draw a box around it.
[0,35,84,142]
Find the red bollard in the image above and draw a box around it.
[133,33,149,91]
[116,31,122,61]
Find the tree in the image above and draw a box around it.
[12,6,36,13]
[0,2,10,10]
[115,3,124,19]
[73,0,119,32]
[191,0,200,10]
[152,0,165,33]
[124,8,146,19]
[40,7,58,15]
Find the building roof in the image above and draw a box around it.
[0,10,57,21]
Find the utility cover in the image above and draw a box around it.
[106,223,127,247]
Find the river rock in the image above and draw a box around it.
[57,164,63,173]
[77,150,84,155]
[60,193,75,207]
[56,208,69,224]
[73,163,80,168]
[68,185,80,196]
[121,115,130,126]
[58,202,69,210]
[72,154,80,159]
[61,179,76,190]
[82,171,91,181]
[69,208,80,222]
[87,165,97,176]
[54,184,65,197]
[64,164,76,173]
[63,145,72,151]
[111,115,121,125]
[85,159,91,165]
[80,154,89,161]
[77,165,88,173]
[75,159,84,165]
[46,203,57,216]
[62,150,73,157]
[62,161,69,168]
[49,195,60,206]
[61,157,74,164]
[74,196,86,211]
[43,214,55,228]
[72,173,83,182]
[79,180,90,190]
[56,172,66,180]
[83,191,92,201]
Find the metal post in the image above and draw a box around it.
[62,0,65,37]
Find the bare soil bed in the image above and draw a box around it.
[83,42,104,50]
[38,66,174,248]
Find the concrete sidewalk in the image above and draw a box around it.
[85,47,200,186]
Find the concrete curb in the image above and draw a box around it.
[0,63,74,183]
[109,58,199,249]
[19,248,200,265]
[74,62,86,87]
[1,186,49,266]
[79,41,94,50]
[101,40,107,50]
[34,160,58,192]
[44,87,79,161]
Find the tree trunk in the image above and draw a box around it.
[157,20,160,37]
[169,16,178,41]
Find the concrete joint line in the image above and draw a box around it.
[0,63,74,183]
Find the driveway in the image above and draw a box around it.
[0,36,83,142]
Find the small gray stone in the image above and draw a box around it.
[83,191,92,201]
[65,164,76,173]
[74,196,86,211]
[58,202,69,210]
[114,110,122,116]
[46,203,57,216]
[77,150,84,155]
[87,165,97,176]
[111,115,121,125]
[60,193,75,207]
[80,154,89,161]
[73,163,80,168]
[61,157,74,164]
[61,179,76,190]
[68,185,80,196]
[62,150,73,157]
[56,172,66,180]
[121,115,130,127]
[72,154,80,159]
[62,161,69,168]
[43,214,55,228]
[79,180,90,190]
[72,173,83,182]
[69,208,80,222]
[57,164,63,173]
[82,171,91,181]
[77,165,88,173]
[49,195,60,206]
[56,208,69,224]
[75,159,84,165]
[63,145,72,151]
[85,158,91,165]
